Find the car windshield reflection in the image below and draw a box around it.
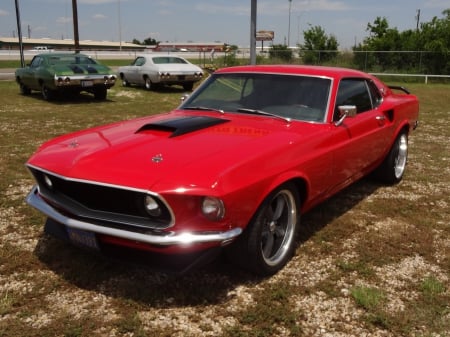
[181,73,332,123]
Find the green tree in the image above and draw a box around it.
[356,17,402,70]
[130,37,158,45]
[353,11,450,74]
[269,44,293,62]
[299,25,338,64]
[143,37,158,45]
[418,9,450,73]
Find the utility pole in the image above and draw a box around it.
[118,0,122,51]
[72,0,80,52]
[250,0,257,65]
[288,0,292,46]
[415,9,421,31]
[14,0,25,67]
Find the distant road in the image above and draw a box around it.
[0,68,14,81]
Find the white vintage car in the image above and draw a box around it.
[118,55,203,91]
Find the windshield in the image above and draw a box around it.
[181,73,331,122]
[48,55,97,65]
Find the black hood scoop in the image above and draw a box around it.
[136,116,230,138]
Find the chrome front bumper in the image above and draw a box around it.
[26,186,242,247]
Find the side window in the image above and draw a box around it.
[367,80,383,108]
[133,57,145,66]
[335,79,373,116]
[30,56,42,68]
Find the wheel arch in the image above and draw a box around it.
[257,173,310,214]
[389,122,411,151]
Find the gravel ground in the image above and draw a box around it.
[0,88,448,336]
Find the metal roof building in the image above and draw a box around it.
[0,37,145,51]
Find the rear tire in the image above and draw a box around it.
[183,82,194,91]
[41,84,54,101]
[144,77,153,90]
[94,87,107,100]
[226,182,300,276]
[374,132,408,184]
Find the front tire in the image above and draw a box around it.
[375,132,408,184]
[19,82,31,95]
[120,75,130,87]
[227,182,300,276]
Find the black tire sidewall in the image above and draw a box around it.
[228,182,300,276]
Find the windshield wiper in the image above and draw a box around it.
[237,108,291,123]
[183,106,224,114]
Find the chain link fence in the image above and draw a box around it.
[216,49,450,83]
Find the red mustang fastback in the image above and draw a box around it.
[26,65,419,275]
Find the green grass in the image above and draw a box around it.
[0,80,448,336]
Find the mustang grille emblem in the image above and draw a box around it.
[152,154,163,163]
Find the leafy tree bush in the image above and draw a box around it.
[299,25,339,64]
[269,44,293,62]
[353,10,450,74]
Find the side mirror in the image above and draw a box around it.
[180,94,189,103]
[335,105,357,126]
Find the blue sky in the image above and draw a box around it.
[0,0,449,48]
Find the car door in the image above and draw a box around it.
[21,56,43,89]
[127,57,145,83]
[331,78,392,186]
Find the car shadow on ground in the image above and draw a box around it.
[122,84,194,94]
[33,177,383,307]
[20,91,116,104]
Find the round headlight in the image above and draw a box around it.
[144,195,161,217]
[202,196,225,221]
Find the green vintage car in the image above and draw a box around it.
[15,53,116,100]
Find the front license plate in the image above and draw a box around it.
[67,227,99,250]
[81,80,94,87]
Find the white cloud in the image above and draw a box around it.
[56,17,72,24]
[93,14,107,20]
[0,9,10,16]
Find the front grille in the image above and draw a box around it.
[29,167,172,230]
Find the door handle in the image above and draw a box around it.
[375,115,386,126]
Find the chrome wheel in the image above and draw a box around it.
[260,188,297,267]
[394,133,408,179]
[144,77,153,90]
[226,182,300,275]
[374,131,409,184]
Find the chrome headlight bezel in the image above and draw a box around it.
[201,196,225,221]
[144,194,162,217]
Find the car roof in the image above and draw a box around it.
[215,65,370,81]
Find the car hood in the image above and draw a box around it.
[27,110,323,193]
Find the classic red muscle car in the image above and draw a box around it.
[26,65,419,275]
